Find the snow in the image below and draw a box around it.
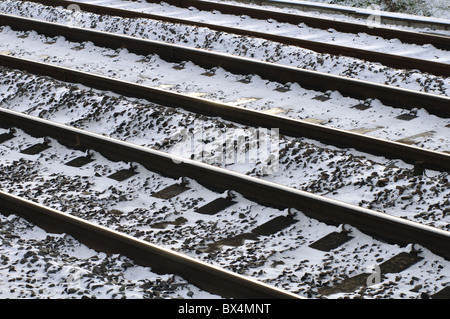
[275,0,450,20]
[0,0,448,299]
[0,23,449,152]
[0,213,219,298]
[1,69,449,298]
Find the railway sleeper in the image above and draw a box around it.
[432,286,450,299]
[308,230,353,252]
[152,183,190,200]
[201,214,299,253]
[20,140,51,155]
[1,111,450,261]
[318,251,424,296]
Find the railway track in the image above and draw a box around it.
[0,192,299,299]
[2,62,448,225]
[221,0,450,31]
[15,0,450,77]
[1,0,449,299]
[1,54,449,172]
[106,0,450,49]
[0,109,450,299]
[0,214,225,299]
[3,2,448,151]
[1,12,449,118]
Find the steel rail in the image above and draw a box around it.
[222,0,450,31]
[1,108,450,261]
[0,191,302,299]
[19,0,450,77]
[1,13,449,118]
[135,0,450,50]
[1,54,449,173]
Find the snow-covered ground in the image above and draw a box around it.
[0,0,449,299]
[0,215,217,299]
[0,124,449,299]
[1,66,448,229]
[277,0,450,19]
[0,2,449,153]
[0,213,217,298]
